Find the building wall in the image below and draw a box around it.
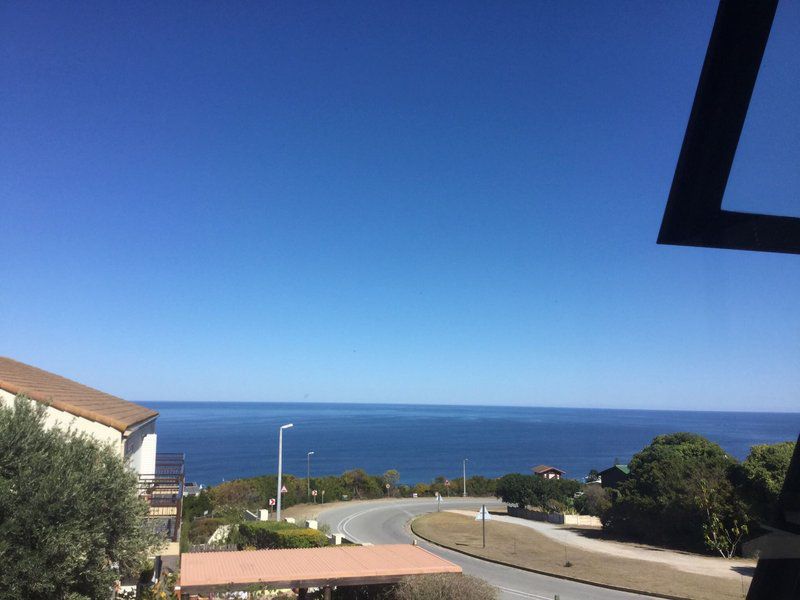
[0,388,124,456]
[125,420,157,475]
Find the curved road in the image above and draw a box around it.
[318,498,655,600]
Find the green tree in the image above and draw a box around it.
[383,469,400,495]
[586,469,600,482]
[495,474,532,507]
[0,395,159,600]
[605,432,742,552]
[732,441,795,524]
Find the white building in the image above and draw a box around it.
[0,356,159,476]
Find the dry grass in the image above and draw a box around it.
[412,512,751,600]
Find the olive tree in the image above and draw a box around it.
[0,395,159,600]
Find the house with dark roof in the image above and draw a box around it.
[599,464,630,489]
[532,464,565,479]
[0,356,160,476]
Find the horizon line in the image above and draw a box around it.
[135,398,800,416]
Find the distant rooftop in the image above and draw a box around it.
[601,464,630,475]
[0,357,157,432]
[532,464,565,474]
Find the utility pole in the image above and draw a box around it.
[276,423,293,522]
[307,451,314,502]
[482,504,486,548]
[463,458,468,497]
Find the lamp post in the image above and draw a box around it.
[463,458,468,497]
[307,451,315,502]
[276,423,294,522]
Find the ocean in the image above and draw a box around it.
[143,402,800,487]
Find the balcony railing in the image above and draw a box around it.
[138,453,185,541]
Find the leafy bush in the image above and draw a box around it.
[731,441,795,524]
[393,574,497,600]
[235,521,328,549]
[574,485,611,517]
[187,517,225,544]
[495,473,580,510]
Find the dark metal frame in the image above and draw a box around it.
[657,0,800,255]
[658,2,800,597]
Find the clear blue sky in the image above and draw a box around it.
[2,2,798,411]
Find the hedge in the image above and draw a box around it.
[236,521,328,549]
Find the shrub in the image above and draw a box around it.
[187,518,225,544]
[236,521,328,549]
[393,574,497,600]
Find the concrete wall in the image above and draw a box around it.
[0,389,124,455]
[507,505,602,527]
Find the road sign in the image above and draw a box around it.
[312,490,318,496]
[269,498,276,506]
[281,485,288,493]
[445,479,450,486]
[385,483,390,489]
[475,506,492,521]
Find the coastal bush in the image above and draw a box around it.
[495,473,580,510]
[574,485,611,517]
[187,517,225,544]
[731,441,795,524]
[183,490,213,521]
[235,521,328,549]
[393,573,497,600]
[0,395,159,599]
[604,432,747,553]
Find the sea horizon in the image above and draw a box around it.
[144,401,800,487]
[136,399,800,415]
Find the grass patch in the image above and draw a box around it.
[412,512,749,600]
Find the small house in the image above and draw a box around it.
[599,464,630,489]
[532,464,565,479]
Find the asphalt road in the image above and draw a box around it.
[318,498,656,600]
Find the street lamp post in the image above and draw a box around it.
[463,458,468,497]
[276,423,294,522]
[307,451,315,502]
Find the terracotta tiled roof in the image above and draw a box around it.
[0,357,157,433]
[179,544,462,592]
[532,464,565,474]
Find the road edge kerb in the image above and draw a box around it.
[409,516,691,600]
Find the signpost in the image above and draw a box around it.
[475,505,491,548]
[321,490,325,504]
[312,489,318,504]
[436,492,442,512]
[269,497,276,519]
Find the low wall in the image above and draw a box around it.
[507,506,601,527]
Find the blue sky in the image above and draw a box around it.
[2,2,798,411]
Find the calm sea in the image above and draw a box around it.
[142,402,800,487]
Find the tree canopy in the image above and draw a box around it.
[732,441,795,524]
[604,432,745,552]
[0,395,158,600]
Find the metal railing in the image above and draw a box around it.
[138,453,185,541]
